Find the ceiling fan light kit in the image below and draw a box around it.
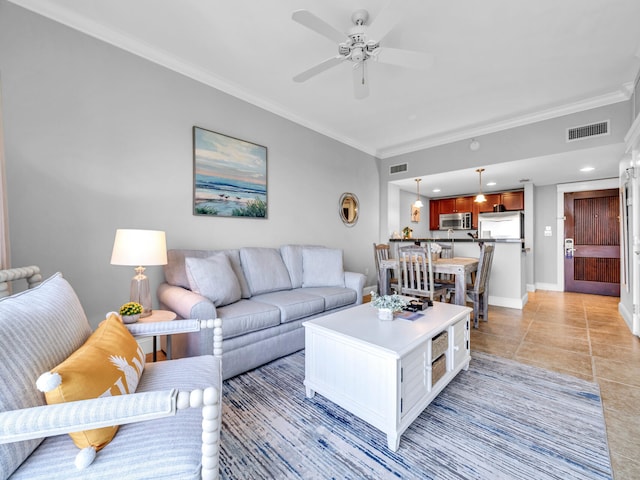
[291,5,433,99]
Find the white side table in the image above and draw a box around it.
[137,309,177,361]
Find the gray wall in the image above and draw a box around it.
[0,2,379,325]
[398,190,428,239]
[534,185,559,286]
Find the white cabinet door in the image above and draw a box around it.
[400,341,429,420]
[451,317,470,370]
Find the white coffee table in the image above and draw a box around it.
[303,300,471,451]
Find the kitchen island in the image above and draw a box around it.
[389,238,528,309]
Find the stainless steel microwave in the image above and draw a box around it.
[439,212,472,230]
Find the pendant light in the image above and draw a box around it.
[474,168,486,203]
[413,178,423,208]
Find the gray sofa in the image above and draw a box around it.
[157,245,365,379]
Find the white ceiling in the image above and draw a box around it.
[8,0,640,195]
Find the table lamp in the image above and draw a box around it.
[110,229,167,317]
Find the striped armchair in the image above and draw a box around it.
[0,272,222,480]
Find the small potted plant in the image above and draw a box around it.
[119,301,143,324]
[402,226,413,239]
[370,292,408,321]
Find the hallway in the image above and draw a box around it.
[472,291,640,479]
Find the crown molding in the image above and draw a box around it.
[7,0,377,157]
[7,0,633,161]
[376,85,633,159]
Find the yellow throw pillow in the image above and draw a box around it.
[41,313,145,451]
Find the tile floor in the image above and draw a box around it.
[471,290,640,480]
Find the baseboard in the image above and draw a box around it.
[137,337,154,355]
[488,294,527,310]
[619,302,633,333]
[526,283,536,292]
[536,282,563,292]
[363,285,377,295]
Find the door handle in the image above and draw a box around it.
[564,238,575,258]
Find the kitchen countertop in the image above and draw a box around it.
[389,237,524,243]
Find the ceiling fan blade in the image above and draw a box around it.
[376,47,434,70]
[366,1,402,42]
[293,56,345,83]
[353,63,369,99]
[292,10,346,44]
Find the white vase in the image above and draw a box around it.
[122,314,140,324]
[377,308,394,321]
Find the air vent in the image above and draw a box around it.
[389,163,408,174]
[566,120,609,142]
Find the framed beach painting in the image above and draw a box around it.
[193,126,267,218]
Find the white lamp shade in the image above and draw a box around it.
[110,229,167,266]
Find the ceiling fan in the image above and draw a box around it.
[291,4,433,99]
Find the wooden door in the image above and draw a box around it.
[564,189,620,296]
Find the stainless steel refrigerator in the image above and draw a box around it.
[478,211,524,239]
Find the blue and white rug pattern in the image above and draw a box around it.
[220,351,612,479]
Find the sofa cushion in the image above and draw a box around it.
[280,244,322,288]
[165,249,251,299]
[302,247,345,287]
[185,254,242,307]
[295,286,357,311]
[38,313,145,452]
[252,290,324,323]
[240,247,292,295]
[215,299,281,339]
[0,273,92,480]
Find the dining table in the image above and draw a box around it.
[378,256,479,306]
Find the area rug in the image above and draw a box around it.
[220,351,612,479]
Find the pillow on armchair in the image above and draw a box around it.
[36,313,145,452]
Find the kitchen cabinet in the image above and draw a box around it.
[472,193,501,228]
[438,196,473,214]
[429,200,440,230]
[431,190,524,230]
[501,191,524,211]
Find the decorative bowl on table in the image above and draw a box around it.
[119,302,143,324]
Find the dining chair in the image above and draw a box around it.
[466,243,495,327]
[398,244,447,302]
[435,243,455,284]
[373,243,398,294]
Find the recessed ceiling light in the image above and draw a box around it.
[580,166,595,172]
[432,188,441,193]
[486,182,497,186]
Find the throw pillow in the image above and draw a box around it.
[302,248,345,287]
[37,313,145,451]
[240,247,293,295]
[185,254,242,306]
